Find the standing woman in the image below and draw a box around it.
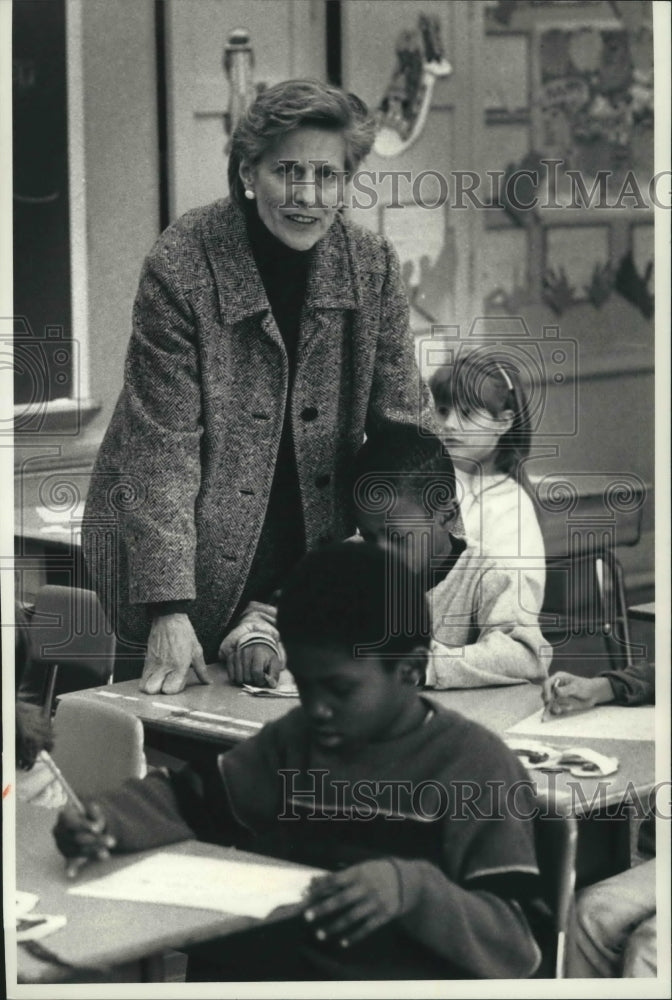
[82,79,432,695]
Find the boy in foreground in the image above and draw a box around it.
[54,543,541,980]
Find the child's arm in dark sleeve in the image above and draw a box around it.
[94,758,240,853]
[393,730,542,976]
[91,718,289,852]
[93,769,202,852]
[599,660,655,705]
[394,861,540,978]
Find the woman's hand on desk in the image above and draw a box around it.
[541,671,615,716]
[140,614,211,695]
[304,859,420,947]
[53,801,116,877]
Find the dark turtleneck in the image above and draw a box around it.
[150,202,313,623]
[243,199,313,365]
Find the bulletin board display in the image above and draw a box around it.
[533,21,653,186]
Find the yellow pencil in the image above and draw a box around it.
[541,677,561,723]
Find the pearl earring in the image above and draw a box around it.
[244,189,255,200]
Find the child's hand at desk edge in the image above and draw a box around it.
[303,858,421,948]
[541,672,615,716]
[53,801,117,877]
[226,639,282,688]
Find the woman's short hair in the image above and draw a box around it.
[228,78,376,207]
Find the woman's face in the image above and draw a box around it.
[241,126,346,250]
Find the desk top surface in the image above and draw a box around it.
[62,668,656,816]
[19,675,658,981]
[13,800,305,984]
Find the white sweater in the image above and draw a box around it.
[455,469,546,611]
[425,541,550,689]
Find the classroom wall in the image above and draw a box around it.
[340,0,654,599]
[80,0,160,446]
[165,0,327,219]
[14,0,159,471]
[13,0,655,601]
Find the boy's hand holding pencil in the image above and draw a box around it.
[47,752,116,878]
[53,800,116,878]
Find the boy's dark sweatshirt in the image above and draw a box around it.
[91,699,542,979]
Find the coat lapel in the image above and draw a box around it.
[201,202,362,365]
[201,200,270,324]
[304,214,360,312]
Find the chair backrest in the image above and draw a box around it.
[535,476,645,675]
[533,803,578,979]
[25,586,116,711]
[52,696,146,796]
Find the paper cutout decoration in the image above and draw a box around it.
[374,14,452,158]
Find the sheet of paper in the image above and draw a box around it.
[68,852,325,919]
[17,913,68,942]
[16,892,39,918]
[506,704,655,741]
[242,683,299,698]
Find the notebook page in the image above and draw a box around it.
[506,704,655,741]
[69,852,325,919]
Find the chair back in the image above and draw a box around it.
[52,696,146,796]
[532,801,578,979]
[535,475,646,675]
[25,586,116,711]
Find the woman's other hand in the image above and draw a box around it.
[541,671,614,716]
[140,613,211,695]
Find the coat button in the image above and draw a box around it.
[300,406,318,421]
[315,474,331,488]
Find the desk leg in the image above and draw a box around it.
[140,954,166,982]
[139,950,187,983]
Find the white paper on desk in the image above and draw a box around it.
[16,891,39,918]
[507,704,655,741]
[68,852,325,919]
[242,683,299,698]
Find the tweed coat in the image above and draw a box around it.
[82,199,432,662]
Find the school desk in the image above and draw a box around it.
[59,668,656,889]
[59,665,655,793]
[12,799,312,985]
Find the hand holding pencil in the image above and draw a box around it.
[47,752,116,877]
[541,672,615,719]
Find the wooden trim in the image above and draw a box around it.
[66,1,90,404]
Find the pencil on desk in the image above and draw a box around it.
[38,750,86,816]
